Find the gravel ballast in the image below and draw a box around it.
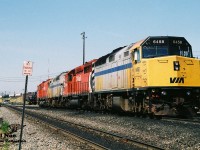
[25,106,200,150]
[0,107,94,150]
[1,105,200,149]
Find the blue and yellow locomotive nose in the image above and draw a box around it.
[145,56,200,87]
[130,36,200,88]
[130,36,200,116]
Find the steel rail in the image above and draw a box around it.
[162,117,200,124]
[4,105,109,150]
[40,121,109,150]
[6,105,164,150]
[47,116,163,150]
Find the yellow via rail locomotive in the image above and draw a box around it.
[37,36,200,118]
[92,36,200,118]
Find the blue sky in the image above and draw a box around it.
[0,0,200,94]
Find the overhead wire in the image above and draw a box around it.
[0,71,63,83]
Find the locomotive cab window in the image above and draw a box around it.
[109,55,115,62]
[170,46,192,58]
[84,65,92,73]
[131,48,140,63]
[142,46,168,58]
[68,74,73,81]
[124,51,129,57]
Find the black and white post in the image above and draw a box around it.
[19,61,33,150]
[19,75,28,150]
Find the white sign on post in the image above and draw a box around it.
[22,61,33,76]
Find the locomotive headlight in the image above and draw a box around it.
[152,89,156,93]
[175,66,179,71]
[161,91,167,96]
[186,91,191,96]
[173,61,180,71]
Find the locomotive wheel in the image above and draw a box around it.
[136,112,141,117]
[148,113,155,119]
[142,112,147,118]
[155,115,162,120]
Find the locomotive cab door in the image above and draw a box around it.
[131,48,142,88]
[133,48,141,64]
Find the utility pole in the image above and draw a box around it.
[48,58,50,79]
[81,32,87,65]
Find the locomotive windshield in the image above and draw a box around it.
[142,46,168,58]
[142,36,193,58]
[170,45,192,57]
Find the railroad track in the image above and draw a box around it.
[4,105,108,150]
[4,104,163,150]
[162,116,200,125]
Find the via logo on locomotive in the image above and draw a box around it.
[170,77,184,83]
